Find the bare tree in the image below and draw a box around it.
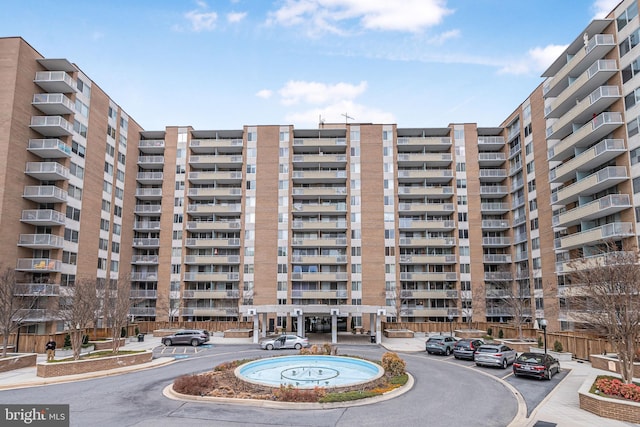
[0,266,41,357]
[102,275,133,354]
[485,266,532,340]
[58,277,100,360]
[568,248,640,384]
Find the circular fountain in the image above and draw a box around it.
[235,355,384,388]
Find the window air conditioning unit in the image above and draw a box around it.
[377,309,387,316]
[247,308,257,316]
[330,309,340,316]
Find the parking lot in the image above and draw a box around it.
[152,343,214,358]
[422,350,569,417]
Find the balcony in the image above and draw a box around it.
[553,194,631,228]
[546,85,620,139]
[131,255,159,264]
[187,204,242,215]
[34,71,76,93]
[187,187,242,200]
[291,254,347,264]
[183,272,240,282]
[481,220,510,230]
[482,237,511,247]
[397,186,453,197]
[479,169,507,182]
[184,255,241,264]
[190,138,243,153]
[291,237,347,247]
[483,254,512,263]
[21,209,65,226]
[291,271,348,281]
[548,138,625,184]
[25,162,69,181]
[293,137,347,148]
[131,272,159,282]
[23,185,67,203]
[129,307,157,316]
[402,308,454,317]
[547,111,624,162]
[188,171,243,184]
[484,272,513,282]
[16,258,61,272]
[478,153,506,166]
[555,222,634,251]
[130,290,158,299]
[399,254,457,264]
[14,283,59,296]
[397,136,451,151]
[479,185,508,198]
[398,203,454,214]
[398,219,456,231]
[291,289,348,299]
[551,166,628,206]
[137,156,164,169]
[555,251,633,273]
[182,290,240,299]
[27,138,71,158]
[30,116,73,137]
[543,34,616,98]
[134,204,162,215]
[135,188,163,200]
[397,169,453,183]
[477,136,505,151]
[132,222,160,233]
[32,93,74,115]
[132,238,160,248]
[182,307,237,317]
[185,220,241,232]
[18,234,64,249]
[138,139,165,154]
[396,153,452,167]
[292,186,347,197]
[480,202,509,214]
[400,289,458,299]
[189,155,244,168]
[398,237,456,247]
[292,170,347,183]
[136,172,164,185]
[292,220,348,230]
[400,272,457,281]
[184,238,241,248]
[292,153,347,167]
[292,203,347,214]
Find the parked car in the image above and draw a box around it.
[425,335,457,355]
[513,352,560,380]
[474,344,517,368]
[260,334,309,350]
[453,338,485,360]
[162,329,210,347]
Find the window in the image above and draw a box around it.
[104,162,114,176]
[62,251,77,265]
[107,124,116,139]
[351,264,362,273]
[278,264,287,273]
[103,180,112,194]
[456,162,466,172]
[526,161,535,174]
[457,179,467,188]
[351,246,361,256]
[72,140,85,158]
[68,184,82,200]
[110,260,119,272]
[114,205,122,218]
[172,230,182,240]
[634,176,640,193]
[73,120,87,138]
[117,152,126,165]
[64,229,78,243]
[116,169,125,182]
[98,238,108,251]
[97,258,107,270]
[457,195,467,205]
[458,212,468,222]
[531,237,540,250]
[113,223,121,235]
[460,264,470,273]
[461,281,471,290]
[115,187,124,200]
[530,218,539,230]
[100,219,110,232]
[66,206,80,221]
[385,246,395,256]
[172,264,181,274]
[458,229,468,239]
[620,28,640,57]
[173,214,183,223]
[529,199,537,211]
[460,246,469,256]
[70,162,84,179]
[528,179,536,192]
[352,281,361,291]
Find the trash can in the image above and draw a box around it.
[137,334,144,342]
[370,335,376,344]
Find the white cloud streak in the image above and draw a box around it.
[498,44,567,75]
[278,80,368,105]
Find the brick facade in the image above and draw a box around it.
[36,351,152,377]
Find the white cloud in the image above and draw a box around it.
[267,0,453,35]
[278,80,368,105]
[591,0,620,19]
[498,44,567,75]
[256,89,273,99]
[227,11,247,23]
[185,10,218,31]
[285,100,395,127]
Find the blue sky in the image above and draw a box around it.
[1,0,622,130]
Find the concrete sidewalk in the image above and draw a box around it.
[0,334,631,426]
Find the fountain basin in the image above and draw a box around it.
[235,355,384,388]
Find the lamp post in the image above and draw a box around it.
[448,313,454,337]
[539,318,548,355]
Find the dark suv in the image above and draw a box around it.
[162,329,210,347]
[453,338,484,360]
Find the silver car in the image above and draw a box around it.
[474,344,517,369]
[162,329,210,347]
[260,334,309,350]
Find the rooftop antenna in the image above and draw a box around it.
[341,112,354,126]
[319,114,325,128]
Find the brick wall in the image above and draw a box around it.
[579,391,640,424]
[0,354,36,373]
[590,355,640,378]
[90,338,126,351]
[36,351,152,377]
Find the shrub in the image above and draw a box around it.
[320,390,377,403]
[135,327,140,336]
[173,374,216,396]
[273,385,326,402]
[82,335,89,345]
[594,377,640,402]
[487,327,493,337]
[381,352,406,377]
[64,334,71,348]
[553,340,563,353]
[498,329,504,339]
[120,327,127,338]
[537,336,543,348]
